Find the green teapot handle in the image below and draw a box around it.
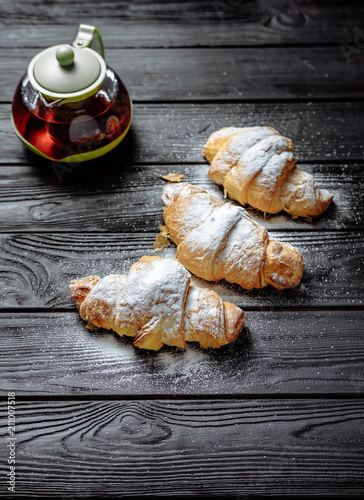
[72,24,104,58]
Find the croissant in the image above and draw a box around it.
[162,183,304,290]
[68,256,245,351]
[203,126,333,218]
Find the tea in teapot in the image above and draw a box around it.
[11,24,132,162]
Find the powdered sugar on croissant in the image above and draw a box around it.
[203,126,333,218]
[162,183,304,290]
[69,256,245,351]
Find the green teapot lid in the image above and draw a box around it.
[28,24,106,101]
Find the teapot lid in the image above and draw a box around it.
[27,25,107,101]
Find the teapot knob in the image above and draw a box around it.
[56,46,74,67]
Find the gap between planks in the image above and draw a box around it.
[0,227,361,234]
[0,306,363,314]
[1,393,364,402]
[0,159,362,167]
[3,98,364,106]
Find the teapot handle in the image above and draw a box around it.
[72,24,104,58]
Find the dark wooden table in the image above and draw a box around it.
[1,1,364,498]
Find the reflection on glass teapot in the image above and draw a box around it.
[11,24,132,163]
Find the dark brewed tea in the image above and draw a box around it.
[12,68,132,162]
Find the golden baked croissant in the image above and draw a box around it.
[203,126,333,218]
[162,183,304,290]
[68,256,245,351]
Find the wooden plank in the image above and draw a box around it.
[2,102,364,165]
[0,399,363,496]
[1,230,364,309]
[0,163,362,232]
[3,46,364,103]
[0,311,363,395]
[1,0,363,47]
[0,231,363,310]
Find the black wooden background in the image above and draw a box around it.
[0,0,364,498]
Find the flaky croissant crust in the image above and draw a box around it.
[69,256,245,351]
[163,183,304,290]
[203,126,333,218]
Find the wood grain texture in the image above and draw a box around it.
[1,0,363,47]
[0,1,363,498]
[0,232,363,310]
[3,46,364,103]
[0,399,363,496]
[0,162,362,232]
[2,102,364,165]
[0,311,363,396]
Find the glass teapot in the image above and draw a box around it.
[11,24,132,163]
